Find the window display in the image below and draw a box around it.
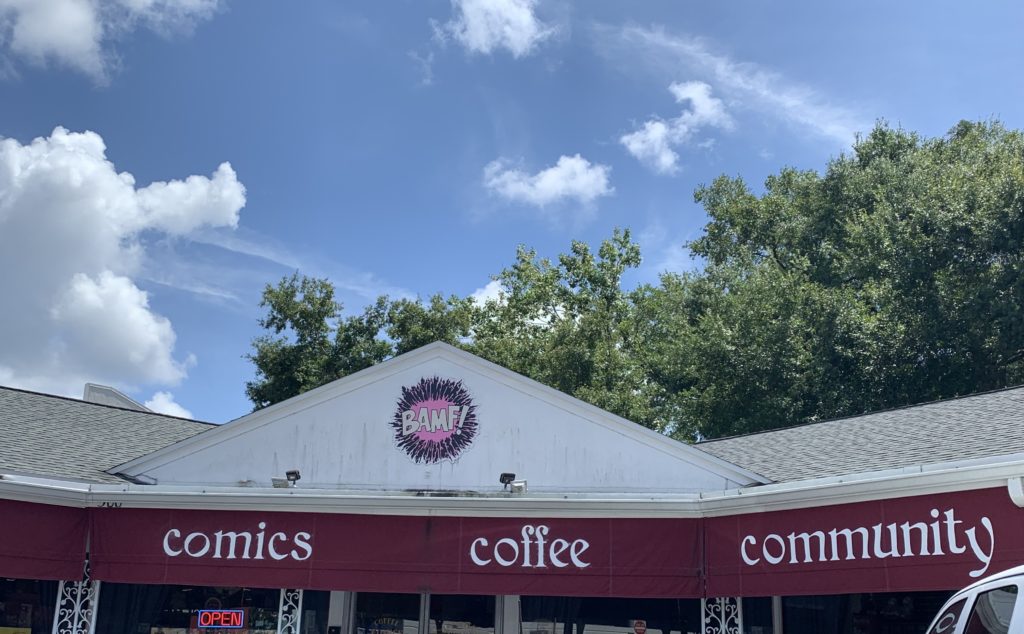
[0,578,57,634]
[96,584,281,634]
[520,596,699,634]
[355,593,420,634]
[740,597,772,634]
[782,591,954,634]
[427,594,494,634]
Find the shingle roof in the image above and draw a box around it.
[0,385,215,483]
[696,386,1024,483]
[5,380,1023,488]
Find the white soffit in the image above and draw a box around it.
[112,343,766,492]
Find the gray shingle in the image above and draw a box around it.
[0,386,215,483]
[696,386,1024,483]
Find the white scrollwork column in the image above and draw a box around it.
[701,597,742,634]
[278,588,303,634]
[52,560,102,634]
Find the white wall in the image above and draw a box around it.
[133,352,749,494]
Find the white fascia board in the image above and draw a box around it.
[112,342,767,486]
[111,345,438,476]
[0,475,90,507]
[700,468,1023,517]
[9,453,1024,518]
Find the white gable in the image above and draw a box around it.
[115,344,763,493]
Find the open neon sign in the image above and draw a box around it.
[196,609,246,628]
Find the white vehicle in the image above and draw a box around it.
[927,565,1024,634]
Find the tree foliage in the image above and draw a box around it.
[246,120,1024,441]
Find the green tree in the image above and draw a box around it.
[386,294,477,355]
[471,229,671,432]
[245,274,390,409]
[647,120,1024,436]
[246,120,1024,441]
[244,232,666,431]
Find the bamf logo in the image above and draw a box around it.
[391,376,478,463]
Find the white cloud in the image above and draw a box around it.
[635,217,699,283]
[435,0,554,58]
[0,0,219,81]
[188,226,416,303]
[144,390,193,418]
[0,126,245,396]
[601,25,866,146]
[408,49,434,86]
[620,81,732,174]
[484,154,613,207]
[470,279,503,306]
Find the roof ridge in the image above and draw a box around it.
[697,383,1024,445]
[0,384,217,426]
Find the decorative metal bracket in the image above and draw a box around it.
[52,560,101,634]
[278,588,304,634]
[702,596,742,634]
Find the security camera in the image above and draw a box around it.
[499,473,516,487]
[285,469,301,483]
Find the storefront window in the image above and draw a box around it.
[520,597,700,634]
[741,597,772,634]
[355,592,420,634]
[302,590,331,634]
[0,578,57,634]
[782,591,954,634]
[427,594,494,634]
[95,583,281,634]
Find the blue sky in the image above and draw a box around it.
[0,0,1022,422]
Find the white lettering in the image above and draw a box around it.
[930,510,945,556]
[163,529,182,556]
[255,521,267,560]
[470,537,491,565]
[291,532,313,561]
[569,539,590,568]
[900,522,931,557]
[966,517,995,578]
[520,525,535,567]
[162,523,312,561]
[740,535,760,565]
[872,523,901,559]
[494,538,519,567]
[268,532,288,560]
[213,531,253,559]
[739,507,995,580]
[829,527,869,561]
[401,410,417,435]
[467,525,589,570]
[549,538,570,568]
[430,408,450,432]
[787,531,827,564]
[945,509,967,554]
[534,525,549,568]
[184,532,211,557]
[762,534,786,564]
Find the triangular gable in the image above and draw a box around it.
[114,343,765,493]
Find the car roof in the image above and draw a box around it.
[951,565,1024,597]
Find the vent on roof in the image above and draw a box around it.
[83,383,151,412]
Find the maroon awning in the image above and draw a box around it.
[706,486,1024,597]
[89,508,703,597]
[0,498,87,581]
